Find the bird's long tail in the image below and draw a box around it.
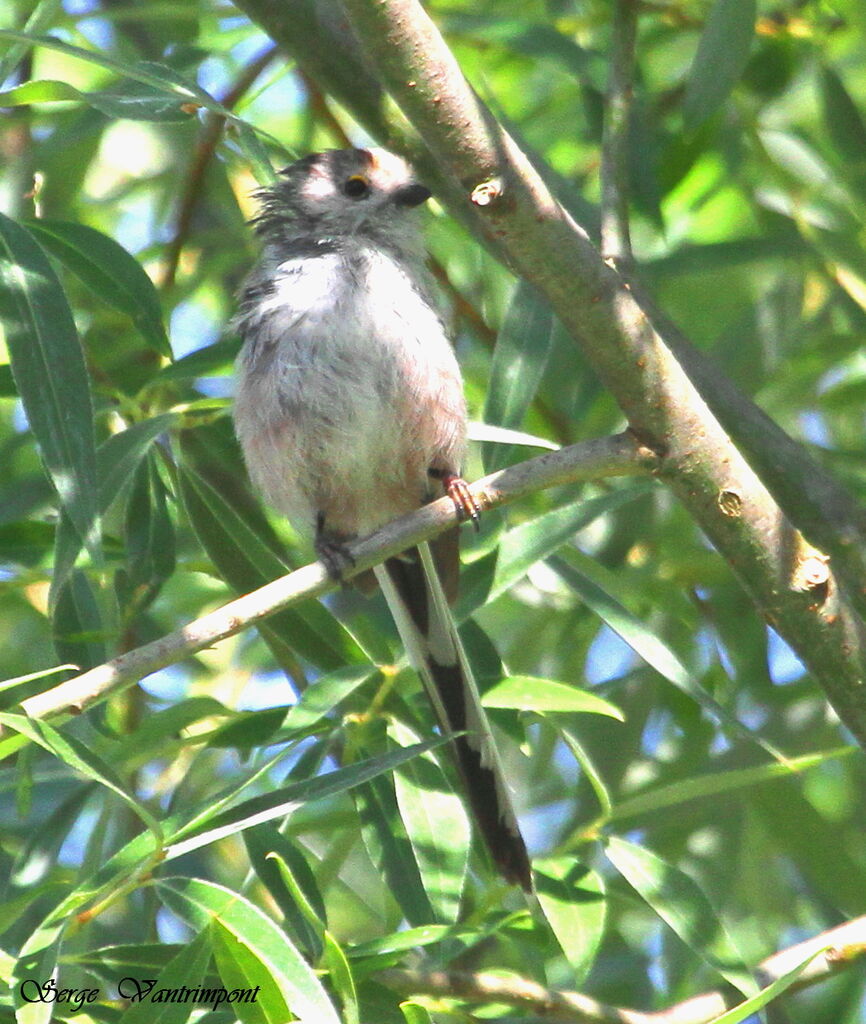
[374,540,532,891]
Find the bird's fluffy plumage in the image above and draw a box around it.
[233,147,531,890]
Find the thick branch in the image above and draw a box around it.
[14,435,644,726]
[290,0,866,748]
[229,0,866,620]
[380,915,866,1024]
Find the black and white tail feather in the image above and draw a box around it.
[375,542,533,891]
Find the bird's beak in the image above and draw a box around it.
[394,183,432,207]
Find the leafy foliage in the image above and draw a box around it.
[1,1,865,1022]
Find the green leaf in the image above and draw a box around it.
[0,712,163,844]
[323,931,359,1024]
[26,220,171,356]
[400,1003,434,1024]
[51,565,107,670]
[97,415,177,513]
[116,927,212,1024]
[534,858,606,982]
[708,948,825,1024]
[682,0,756,131]
[210,918,291,1024]
[468,421,559,451]
[166,736,449,861]
[557,726,613,820]
[479,484,652,609]
[605,837,755,995]
[236,121,279,185]
[245,824,326,959]
[481,676,624,719]
[153,336,241,382]
[13,918,65,1024]
[609,747,855,824]
[157,878,341,1024]
[284,663,379,731]
[0,76,199,122]
[205,706,290,752]
[818,66,866,166]
[0,212,100,559]
[0,32,214,109]
[0,0,63,84]
[0,661,75,694]
[351,723,435,927]
[389,719,470,923]
[121,450,176,603]
[482,281,555,472]
[550,551,786,761]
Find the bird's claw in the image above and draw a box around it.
[443,474,482,532]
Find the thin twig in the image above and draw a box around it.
[380,914,866,1024]
[13,434,648,726]
[159,45,279,291]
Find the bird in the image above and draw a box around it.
[232,146,531,891]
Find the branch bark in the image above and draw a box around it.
[228,0,866,749]
[600,0,637,265]
[12,435,644,727]
[380,915,866,1024]
[229,0,866,618]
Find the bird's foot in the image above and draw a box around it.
[441,473,481,532]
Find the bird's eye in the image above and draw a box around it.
[343,175,371,199]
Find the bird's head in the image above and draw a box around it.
[253,147,432,249]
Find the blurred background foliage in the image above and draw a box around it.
[1,0,866,1021]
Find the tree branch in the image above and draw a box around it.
[13,434,646,726]
[600,0,638,265]
[380,915,866,1024]
[159,44,280,291]
[259,0,866,749]
[230,0,866,623]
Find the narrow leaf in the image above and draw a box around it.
[683,0,756,131]
[481,676,624,719]
[116,927,212,1024]
[0,712,163,844]
[609,747,855,824]
[605,837,755,995]
[550,551,788,762]
[157,878,341,1024]
[710,949,825,1024]
[27,219,171,356]
[483,281,555,472]
[0,212,100,558]
[323,931,359,1024]
[389,719,470,923]
[534,858,606,983]
[483,484,652,607]
[97,415,177,512]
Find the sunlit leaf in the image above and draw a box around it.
[533,858,606,983]
[158,878,340,1024]
[389,718,470,923]
[481,675,623,719]
[605,837,755,995]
